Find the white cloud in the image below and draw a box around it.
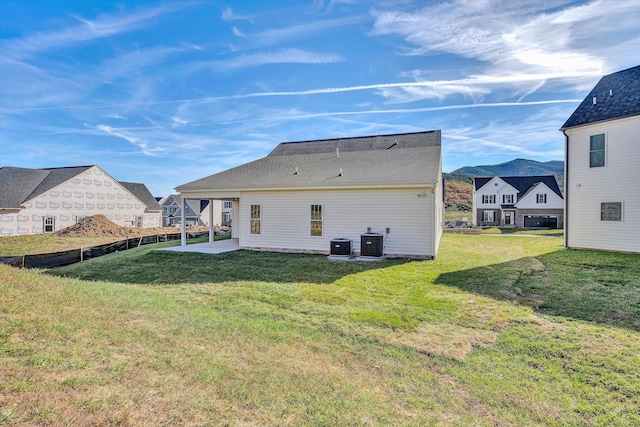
[190,48,344,72]
[1,3,190,60]
[369,0,640,101]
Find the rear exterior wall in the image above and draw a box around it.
[237,187,439,258]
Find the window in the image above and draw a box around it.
[590,134,605,167]
[223,212,232,224]
[310,204,322,236]
[75,215,86,224]
[250,204,261,234]
[601,202,622,221]
[536,194,547,204]
[483,211,494,222]
[482,195,496,204]
[43,216,55,233]
[502,194,513,204]
[223,201,232,209]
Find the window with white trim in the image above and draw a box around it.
[310,204,322,236]
[536,194,547,204]
[43,216,55,233]
[502,194,513,204]
[601,202,622,221]
[250,204,261,234]
[482,195,496,204]
[590,134,605,167]
[223,201,232,209]
[483,211,494,222]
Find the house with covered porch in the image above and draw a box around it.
[175,130,443,259]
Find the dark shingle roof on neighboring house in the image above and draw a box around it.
[561,65,640,129]
[25,166,94,202]
[119,182,162,211]
[177,131,442,191]
[0,166,51,209]
[474,175,563,199]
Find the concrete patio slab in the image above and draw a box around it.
[158,238,240,254]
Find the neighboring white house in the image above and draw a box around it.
[160,194,223,227]
[0,165,162,235]
[472,175,564,228]
[176,131,443,258]
[560,65,640,253]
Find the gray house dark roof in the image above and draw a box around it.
[561,65,640,129]
[0,165,160,211]
[474,175,563,200]
[119,182,162,212]
[177,130,442,192]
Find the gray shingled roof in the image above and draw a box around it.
[0,165,160,211]
[119,182,162,211]
[474,175,563,199]
[0,167,51,209]
[561,65,640,129]
[177,131,442,191]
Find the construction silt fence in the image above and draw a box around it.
[0,231,209,269]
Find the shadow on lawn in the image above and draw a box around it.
[435,249,640,331]
[49,249,412,285]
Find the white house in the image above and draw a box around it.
[160,194,223,227]
[472,175,564,228]
[176,131,443,259]
[560,65,640,253]
[0,165,162,235]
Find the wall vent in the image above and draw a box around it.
[360,233,383,258]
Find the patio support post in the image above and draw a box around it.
[209,199,214,243]
[181,197,187,246]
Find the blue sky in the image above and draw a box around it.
[1,0,639,196]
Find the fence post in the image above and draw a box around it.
[80,246,83,262]
[22,255,25,269]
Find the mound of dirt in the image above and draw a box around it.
[55,214,218,238]
[55,214,128,237]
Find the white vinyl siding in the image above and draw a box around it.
[565,115,640,252]
[238,187,438,257]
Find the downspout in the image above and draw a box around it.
[562,129,569,248]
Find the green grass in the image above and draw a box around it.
[1,234,639,425]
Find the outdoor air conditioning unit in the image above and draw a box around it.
[360,233,384,258]
[330,238,352,256]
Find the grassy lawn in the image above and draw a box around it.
[1,234,638,425]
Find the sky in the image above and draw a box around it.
[1,0,639,197]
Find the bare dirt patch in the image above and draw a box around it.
[54,214,209,238]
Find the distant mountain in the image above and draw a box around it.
[451,158,564,177]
